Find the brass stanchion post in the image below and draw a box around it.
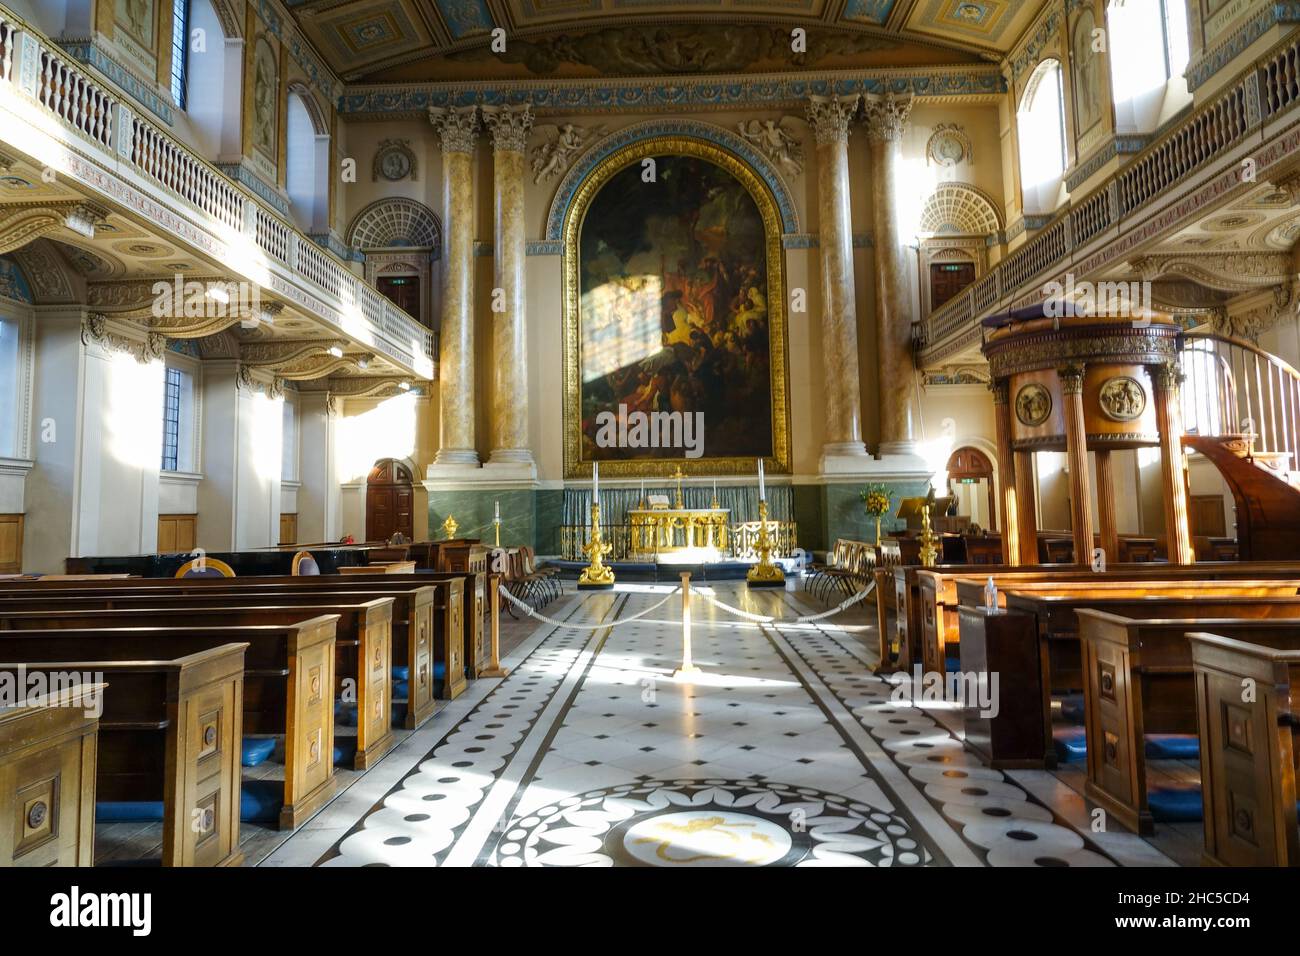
[673,571,700,680]
[480,573,509,678]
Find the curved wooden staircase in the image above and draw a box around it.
[1180,333,1300,560]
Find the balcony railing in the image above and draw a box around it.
[0,7,434,377]
[922,29,1300,359]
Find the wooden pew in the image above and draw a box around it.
[1077,611,1300,835]
[1,645,247,866]
[0,620,338,830]
[1188,631,1300,866]
[0,599,395,770]
[1,683,105,866]
[0,576,465,719]
[956,591,1300,769]
[917,564,1300,681]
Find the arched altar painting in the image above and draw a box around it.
[566,144,789,477]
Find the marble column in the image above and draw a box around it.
[1152,362,1195,564]
[429,104,480,468]
[1059,363,1095,565]
[1094,448,1120,563]
[806,95,867,467]
[991,381,1020,565]
[862,92,916,457]
[480,104,535,477]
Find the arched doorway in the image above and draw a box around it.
[366,458,414,542]
[946,445,997,530]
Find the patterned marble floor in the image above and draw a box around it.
[272,582,1119,868]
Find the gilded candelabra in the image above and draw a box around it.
[746,499,785,588]
[918,502,939,567]
[578,502,615,589]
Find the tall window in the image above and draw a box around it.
[170,0,189,109]
[1109,0,1191,116]
[0,316,19,458]
[1163,0,1190,80]
[1017,59,1067,213]
[161,366,182,471]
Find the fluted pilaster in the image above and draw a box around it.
[429,104,480,466]
[806,94,866,464]
[481,104,535,474]
[863,91,916,455]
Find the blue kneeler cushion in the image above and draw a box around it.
[241,737,276,767]
[1148,785,1203,822]
[1145,734,1199,759]
[1059,694,1085,723]
[334,740,358,767]
[97,801,165,822]
[1052,726,1088,762]
[240,780,283,823]
[392,666,410,681]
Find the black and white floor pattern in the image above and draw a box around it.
[310,583,1112,867]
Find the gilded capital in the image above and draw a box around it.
[481,103,534,154]
[429,104,480,154]
[862,91,914,144]
[805,95,859,146]
[1151,361,1183,393]
[1057,362,1086,395]
[989,379,1010,405]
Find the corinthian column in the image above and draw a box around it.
[806,94,867,467]
[1152,362,1194,564]
[429,104,480,467]
[862,91,916,456]
[480,104,535,476]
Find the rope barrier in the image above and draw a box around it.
[693,579,877,625]
[498,585,682,630]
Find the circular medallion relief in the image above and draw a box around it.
[1098,376,1147,421]
[1015,383,1053,427]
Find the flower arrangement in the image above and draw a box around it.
[340,534,355,545]
[859,484,893,546]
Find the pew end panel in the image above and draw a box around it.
[1189,632,1300,867]
[0,683,105,867]
[282,615,340,830]
[957,606,1051,768]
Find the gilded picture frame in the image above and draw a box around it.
[562,136,791,479]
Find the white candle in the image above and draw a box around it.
[713,479,717,499]
[592,461,599,504]
[757,458,765,500]
[495,500,500,522]
[640,479,645,501]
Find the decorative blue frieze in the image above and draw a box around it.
[55,40,174,125]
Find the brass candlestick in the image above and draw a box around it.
[672,465,686,508]
[578,502,615,590]
[919,503,939,567]
[493,517,501,548]
[442,514,458,540]
[746,499,785,588]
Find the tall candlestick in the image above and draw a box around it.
[757,458,765,500]
[593,461,599,503]
[494,499,500,522]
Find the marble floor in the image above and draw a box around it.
[263,581,1166,868]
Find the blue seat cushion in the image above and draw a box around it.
[1148,785,1203,822]
[334,700,358,725]
[1145,734,1199,759]
[434,662,446,680]
[392,666,410,681]
[333,740,357,767]
[240,780,283,823]
[1052,726,1087,762]
[241,737,276,768]
[943,656,961,673]
[1059,694,1085,723]
[97,801,165,822]
[393,680,409,699]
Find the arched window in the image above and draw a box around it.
[184,0,242,161]
[286,88,330,233]
[1017,58,1067,214]
[1108,0,1191,132]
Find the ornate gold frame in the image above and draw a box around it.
[562,137,792,479]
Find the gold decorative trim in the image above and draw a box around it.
[1098,375,1146,421]
[562,136,791,479]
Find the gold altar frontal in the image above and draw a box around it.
[629,508,731,559]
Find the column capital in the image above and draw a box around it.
[1150,360,1183,392]
[989,379,1010,405]
[805,94,860,145]
[861,91,914,144]
[481,103,534,154]
[1057,362,1086,395]
[428,104,480,154]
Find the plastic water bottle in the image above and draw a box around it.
[984,575,998,612]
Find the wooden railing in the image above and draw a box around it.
[1181,332,1300,473]
[0,6,434,376]
[923,29,1300,357]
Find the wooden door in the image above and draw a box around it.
[946,445,996,530]
[280,513,298,545]
[0,514,23,573]
[366,459,414,542]
[377,276,420,318]
[930,262,976,309]
[1190,494,1227,537]
[157,514,196,553]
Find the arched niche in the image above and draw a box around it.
[347,198,443,327]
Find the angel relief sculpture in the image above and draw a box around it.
[531,124,606,184]
[736,118,804,178]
